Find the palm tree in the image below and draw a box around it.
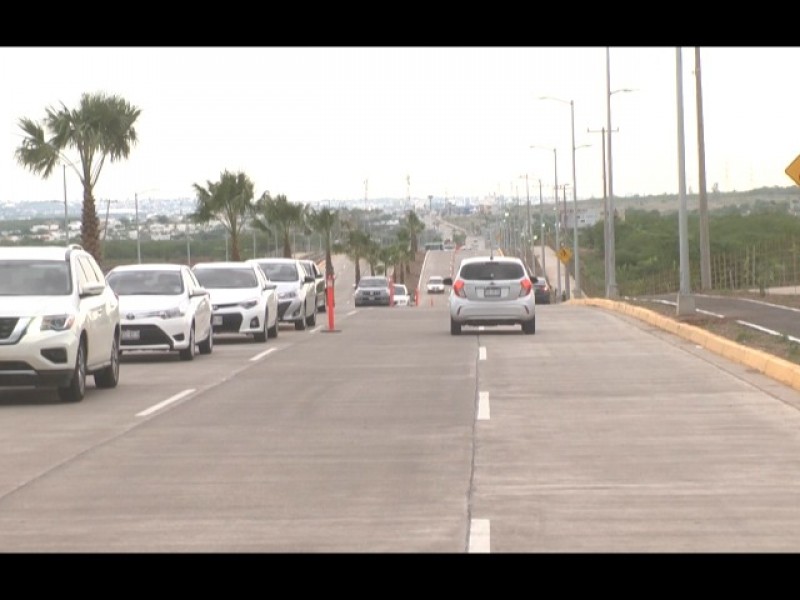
[190,170,255,261]
[405,210,425,255]
[252,194,306,258]
[307,206,338,281]
[15,92,141,263]
[343,227,371,286]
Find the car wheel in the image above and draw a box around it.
[94,334,120,389]
[198,323,214,354]
[307,303,316,326]
[450,319,462,336]
[59,340,87,402]
[254,311,268,342]
[522,317,536,335]
[268,314,279,338]
[180,324,197,360]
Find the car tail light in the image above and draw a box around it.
[453,279,466,298]
[519,278,532,297]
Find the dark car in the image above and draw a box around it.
[534,278,551,304]
[354,276,392,307]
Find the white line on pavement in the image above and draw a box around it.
[478,391,490,420]
[136,388,195,417]
[479,347,487,361]
[468,519,491,553]
[250,347,277,362]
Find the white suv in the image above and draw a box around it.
[0,245,121,402]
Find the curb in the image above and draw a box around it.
[571,298,800,393]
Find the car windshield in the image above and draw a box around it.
[459,262,525,280]
[0,260,71,296]
[360,278,388,288]
[429,277,443,284]
[258,263,298,282]
[394,285,407,295]
[106,270,184,295]
[194,268,258,289]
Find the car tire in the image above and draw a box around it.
[254,311,268,342]
[198,324,214,355]
[450,319,462,336]
[522,317,536,335]
[307,303,316,327]
[295,315,306,331]
[268,314,279,339]
[59,340,87,402]
[180,324,197,360]
[94,334,120,389]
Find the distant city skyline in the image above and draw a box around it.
[2,47,800,207]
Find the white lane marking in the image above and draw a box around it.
[469,519,491,553]
[479,346,487,361]
[737,320,800,344]
[250,347,277,362]
[309,325,322,334]
[478,391,490,420]
[136,388,195,417]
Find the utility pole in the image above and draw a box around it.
[695,47,711,290]
[538,179,545,278]
[588,126,617,297]
[676,47,695,315]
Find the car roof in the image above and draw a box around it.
[108,263,185,272]
[458,255,523,265]
[0,245,78,260]
[192,261,256,269]
[249,257,297,264]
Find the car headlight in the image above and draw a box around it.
[41,313,76,331]
[239,298,259,309]
[158,305,185,319]
[278,290,297,300]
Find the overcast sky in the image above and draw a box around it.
[2,46,798,208]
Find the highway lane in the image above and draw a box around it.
[646,292,800,341]
[3,252,800,551]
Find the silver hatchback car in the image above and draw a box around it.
[444,255,537,335]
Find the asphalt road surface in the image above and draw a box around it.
[3,249,800,553]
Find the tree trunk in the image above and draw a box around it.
[81,188,102,264]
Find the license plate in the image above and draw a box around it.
[212,315,223,325]
[484,287,501,297]
[121,329,140,341]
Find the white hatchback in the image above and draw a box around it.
[444,255,537,335]
[106,263,214,360]
[192,261,278,342]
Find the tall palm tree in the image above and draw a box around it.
[405,210,425,255]
[15,92,141,263]
[307,206,338,281]
[343,227,371,286]
[252,194,306,258]
[190,170,255,261]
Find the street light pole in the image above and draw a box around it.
[135,192,141,264]
[605,48,636,299]
[538,179,545,278]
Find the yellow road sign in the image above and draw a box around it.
[558,246,572,263]
[786,154,800,186]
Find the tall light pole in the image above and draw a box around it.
[531,145,558,299]
[538,179,545,278]
[695,47,711,291]
[62,165,68,243]
[134,192,141,264]
[606,47,636,299]
[519,174,532,270]
[675,47,695,315]
[539,95,583,297]
[588,126,617,297]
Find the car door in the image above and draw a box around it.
[185,267,212,343]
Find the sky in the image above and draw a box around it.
[2,46,799,209]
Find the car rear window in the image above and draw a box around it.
[459,261,525,281]
[360,278,389,288]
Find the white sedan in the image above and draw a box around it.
[192,261,279,342]
[106,263,213,360]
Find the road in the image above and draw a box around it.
[3,248,800,552]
